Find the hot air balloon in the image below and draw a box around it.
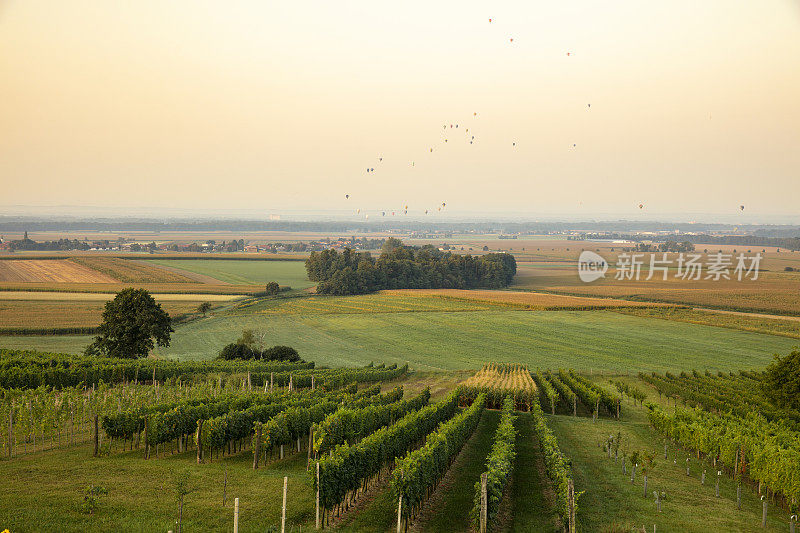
[573,144,576,147]
[430,148,433,152]
[474,112,477,116]
[512,142,516,146]
[442,202,446,207]
[370,168,374,172]
[566,52,571,56]
[357,208,361,213]
[382,211,385,216]
[425,210,428,214]
[450,124,453,128]
[404,210,408,215]
[740,205,745,211]
[438,207,441,211]
[510,38,513,42]
[489,18,492,23]
[588,104,591,108]
[638,204,643,209]
[412,162,415,166]
[366,168,370,173]
[470,141,473,144]
[379,157,383,162]
[404,205,408,209]
[345,194,349,199]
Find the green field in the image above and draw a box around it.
[147,259,314,288]
[3,292,797,371]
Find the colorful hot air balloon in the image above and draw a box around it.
[474,112,477,116]
[510,38,513,42]
[489,18,492,23]
[404,205,408,209]
[425,210,428,214]
[379,157,383,162]
[638,204,643,209]
[382,211,385,216]
[357,208,361,213]
[512,142,516,146]
[588,104,591,108]
[566,52,571,56]
[442,202,446,207]
[345,194,349,199]
[430,148,433,152]
[740,205,745,211]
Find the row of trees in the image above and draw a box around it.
[305,238,517,295]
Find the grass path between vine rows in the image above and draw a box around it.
[408,409,500,532]
[508,412,560,532]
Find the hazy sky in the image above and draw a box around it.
[1,1,799,220]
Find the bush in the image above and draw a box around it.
[217,342,261,360]
[265,281,280,295]
[263,345,300,362]
[217,343,300,362]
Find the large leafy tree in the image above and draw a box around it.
[763,350,800,410]
[87,288,173,358]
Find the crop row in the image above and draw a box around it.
[471,395,516,530]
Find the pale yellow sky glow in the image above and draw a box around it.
[1,1,799,219]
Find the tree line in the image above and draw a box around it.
[305,238,517,295]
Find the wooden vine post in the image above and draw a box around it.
[573,396,577,417]
[253,423,262,469]
[480,472,488,533]
[307,429,313,470]
[568,478,576,533]
[594,397,599,422]
[92,414,99,457]
[196,420,203,464]
[761,496,767,528]
[281,476,288,533]
[270,372,274,392]
[316,462,321,530]
[233,497,239,533]
[143,416,152,458]
[396,494,403,533]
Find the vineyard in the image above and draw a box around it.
[640,369,800,512]
[1,350,799,531]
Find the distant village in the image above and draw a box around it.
[0,233,387,254]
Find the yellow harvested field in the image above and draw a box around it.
[69,257,196,283]
[0,260,117,283]
[0,299,218,329]
[462,363,537,392]
[0,291,241,301]
[382,288,673,309]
